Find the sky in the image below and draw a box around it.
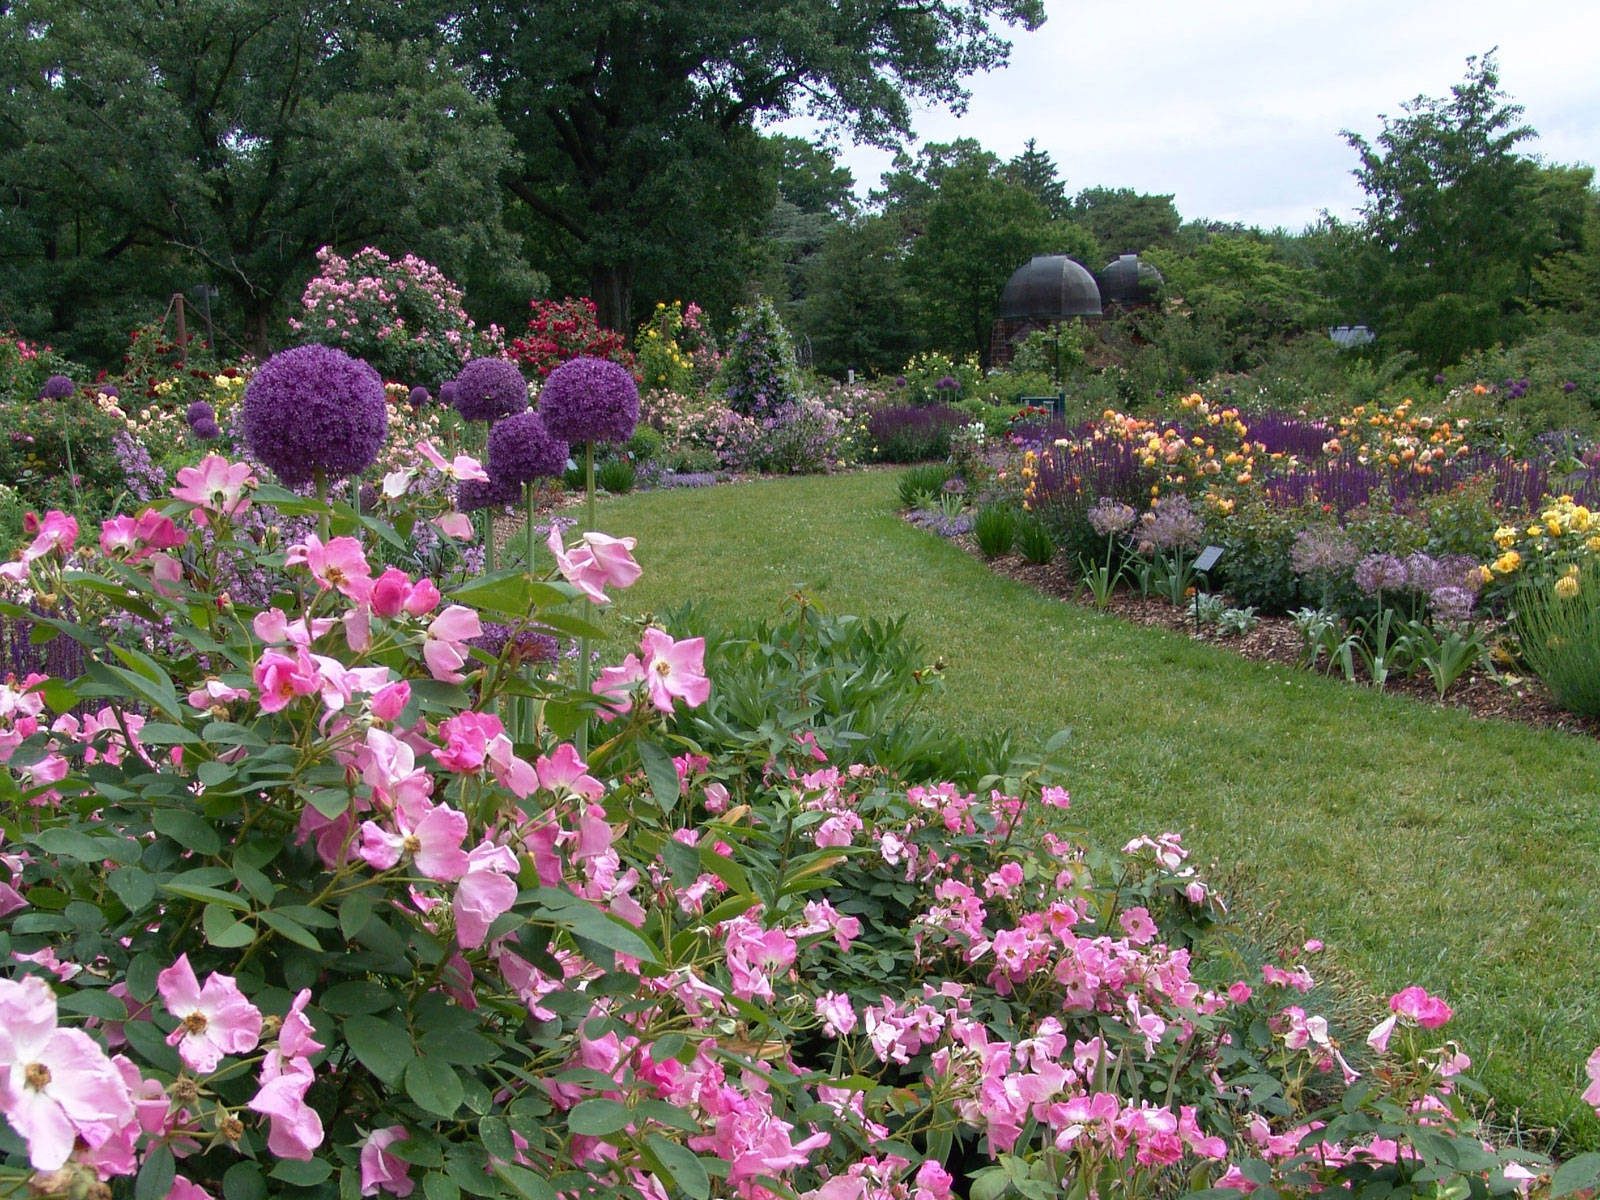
[777,0,1600,233]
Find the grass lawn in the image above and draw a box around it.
[574,468,1600,1148]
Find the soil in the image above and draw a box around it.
[954,534,1600,742]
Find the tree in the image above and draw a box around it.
[1337,51,1587,366]
[458,0,1045,332]
[800,214,915,376]
[1146,233,1324,357]
[1069,187,1181,262]
[1004,139,1068,218]
[0,0,513,358]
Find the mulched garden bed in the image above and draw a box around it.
[957,535,1600,742]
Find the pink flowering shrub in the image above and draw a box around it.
[0,466,1592,1200]
[290,247,503,387]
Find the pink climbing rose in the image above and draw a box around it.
[157,953,263,1074]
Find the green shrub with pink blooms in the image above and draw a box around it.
[3,396,1600,1199]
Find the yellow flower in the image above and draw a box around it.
[1493,550,1522,574]
[1493,526,1517,548]
[1555,575,1580,600]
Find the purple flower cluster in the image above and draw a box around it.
[487,411,568,487]
[1086,498,1137,537]
[408,386,431,407]
[906,508,973,538]
[455,475,520,513]
[452,358,529,423]
[186,401,220,441]
[539,356,639,445]
[38,375,75,400]
[1353,553,1407,593]
[866,405,965,463]
[112,432,168,502]
[470,621,560,668]
[1138,495,1203,553]
[242,344,387,486]
[1291,528,1361,577]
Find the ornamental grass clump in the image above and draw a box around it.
[240,344,387,489]
[1514,560,1600,715]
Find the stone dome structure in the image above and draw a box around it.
[1097,254,1164,307]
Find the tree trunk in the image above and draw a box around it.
[245,304,272,360]
[589,263,636,340]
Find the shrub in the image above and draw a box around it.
[633,301,722,393]
[508,296,634,379]
[972,502,1017,558]
[718,297,803,417]
[865,404,966,463]
[289,246,491,386]
[595,455,636,494]
[710,396,858,474]
[0,382,129,523]
[1514,561,1600,715]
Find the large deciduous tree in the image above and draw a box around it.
[458,0,1045,333]
[1335,51,1589,368]
[1,0,512,358]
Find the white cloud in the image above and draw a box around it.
[780,0,1600,230]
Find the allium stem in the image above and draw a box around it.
[314,469,329,541]
[577,441,595,758]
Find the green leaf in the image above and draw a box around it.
[87,660,182,722]
[406,1056,465,1118]
[343,1014,415,1084]
[31,828,140,865]
[637,739,681,812]
[339,893,375,940]
[204,903,255,948]
[57,989,130,1021]
[125,954,160,1002]
[138,722,200,745]
[643,1134,709,1200]
[969,1166,1011,1200]
[320,981,397,1016]
[152,808,222,855]
[223,1163,268,1200]
[162,882,249,911]
[1551,1153,1600,1198]
[305,787,354,819]
[197,760,236,788]
[449,569,554,620]
[491,1164,556,1200]
[107,867,157,912]
[259,909,322,950]
[566,1097,632,1137]
[270,1159,333,1186]
[528,889,658,964]
[477,1116,515,1165]
[135,1143,176,1200]
[423,1172,461,1200]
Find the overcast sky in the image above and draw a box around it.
[778,0,1600,232]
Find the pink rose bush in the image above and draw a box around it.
[0,457,1591,1200]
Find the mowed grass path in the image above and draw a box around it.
[584,469,1600,1145]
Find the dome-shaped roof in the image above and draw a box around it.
[1098,254,1163,306]
[998,255,1102,321]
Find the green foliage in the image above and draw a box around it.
[1014,513,1055,564]
[2,2,514,355]
[718,298,803,417]
[595,456,636,494]
[1335,52,1592,367]
[0,384,129,521]
[799,215,917,378]
[898,462,956,508]
[1068,186,1182,261]
[971,502,1017,558]
[1514,563,1600,715]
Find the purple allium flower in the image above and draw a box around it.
[1428,585,1476,624]
[408,386,431,407]
[241,343,387,486]
[1564,381,1579,393]
[1139,494,1202,552]
[1434,374,1447,385]
[439,380,460,408]
[471,621,560,667]
[895,376,908,388]
[1354,553,1408,595]
[191,417,221,440]
[96,383,120,399]
[487,411,568,486]
[538,356,639,446]
[38,375,74,400]
[934,375,959,391]
[455,474,520,513]
[186,400,215,427]
[1290,528,1360,576]
[1086,497,1137,537]
[453,357,529,422]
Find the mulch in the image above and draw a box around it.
[955,535,1600,742]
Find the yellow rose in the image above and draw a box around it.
[1493,551,1522,574]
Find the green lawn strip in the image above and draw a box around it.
[579,469,1600,1146]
